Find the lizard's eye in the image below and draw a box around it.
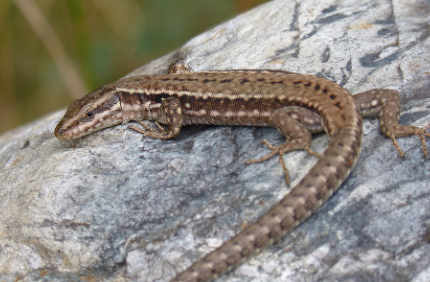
[80,110,96,122]
[86,110,95,118]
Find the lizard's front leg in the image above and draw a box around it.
[128,97,183,139]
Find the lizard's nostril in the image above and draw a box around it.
[54,126,67,140]
[56,127,65,135]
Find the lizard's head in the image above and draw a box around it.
[55,86,122,140]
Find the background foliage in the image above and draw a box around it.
[0,0,268,134]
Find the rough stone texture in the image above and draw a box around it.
[1,0,430,281]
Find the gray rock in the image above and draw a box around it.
[1,0,430,281]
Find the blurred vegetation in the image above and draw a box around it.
[0,0,269,135]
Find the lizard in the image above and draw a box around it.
[55,61,430,282]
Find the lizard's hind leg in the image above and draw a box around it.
[247,106,323,185]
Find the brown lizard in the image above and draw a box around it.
[55,61,430,282]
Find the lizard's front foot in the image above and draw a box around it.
[128,121,167,138]
[128,97,183,140]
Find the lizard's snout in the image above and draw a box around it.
[54,124,67,140]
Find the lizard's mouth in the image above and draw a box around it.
[54,121,87,141]
[54,116,78,141]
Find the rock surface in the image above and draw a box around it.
[1,0,430,281]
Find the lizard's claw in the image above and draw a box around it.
[128,121,166,137]
[246,139,321,185]
[391,124,430,159]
